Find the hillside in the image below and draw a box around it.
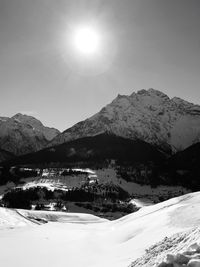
[169,142,200,170]
[0,113,60,157]
[51,89,200,153]
[3,134,200,193]
[0,192,200,267]
[0,149,14,162]
[2,133,165,167]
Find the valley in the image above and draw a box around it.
[0,165,189,220]
[0,89,200,266]
[1,0,200,265]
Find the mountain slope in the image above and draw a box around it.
[0,192,200,267]
[164,142,200,191]
[169,142,200,170]
[2,133,165,166]
[51,89,200,153]
[0,149,14,162]
[0,113,60,156]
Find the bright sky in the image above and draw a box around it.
[0,0,200,131]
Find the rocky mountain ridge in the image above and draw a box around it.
[0,113,60,156]
[51,88,200,153]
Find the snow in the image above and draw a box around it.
[9,167,188,200]
[17,179,69,191]
[95,167,189,199]
[131,228,200,267]
[15,168,96,192]
[130,198,154,208]
[51,88,200,152]
[0,192,200,267]
[0,113,59,155]
[0,208,34,228]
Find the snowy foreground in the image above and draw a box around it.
[1,192,200,267]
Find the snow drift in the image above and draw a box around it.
[1,192,200,267]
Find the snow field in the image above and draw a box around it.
[0,192,200,267]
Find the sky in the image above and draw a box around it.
[0,0,200,131]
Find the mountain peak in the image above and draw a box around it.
[13,112,24,117]
[0,113,60,157]
[12,112,39,121]
[136,88,169,99]
[50,88,200,153]
[11,113,43,128]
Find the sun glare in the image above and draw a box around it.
[73,26,100,55]
[61,21,117,75]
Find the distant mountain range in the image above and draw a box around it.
[51,88,200,154]
[0,113,60,158]
[1,88,200,164]
[2,89,200,191]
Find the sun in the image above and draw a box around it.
[73,26,100,55]
[61,22,116,75]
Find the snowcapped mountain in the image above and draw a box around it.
[0,113,60,156]
[12,113,60,141]
[51,89,200,153]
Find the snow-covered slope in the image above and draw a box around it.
[131,228,200,267]
[0,192,200,267]
[12,113,60,141]
[51,89,200,153]
[0,113,60,156]
[0,208,106,228]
